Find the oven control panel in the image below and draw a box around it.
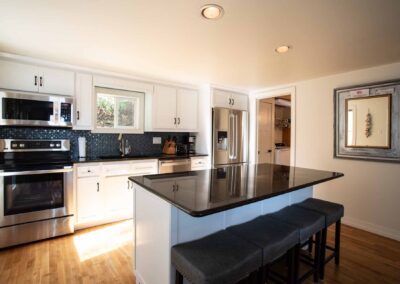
[0,139,70,152]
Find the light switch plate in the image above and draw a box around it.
[153,137,162,144]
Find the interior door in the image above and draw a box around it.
[257,99,275,164]
[153,85,177,129]
[176,88,198,130]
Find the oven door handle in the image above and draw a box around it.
[0,167,73,176]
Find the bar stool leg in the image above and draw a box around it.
[308,236,313,253]
[175,270,183,284]
[258,265,266,284]
[320,228,327,280]
[335,220,341,265]
[313,232,321,283]
[287,248,296,284]
[293,244,300,284]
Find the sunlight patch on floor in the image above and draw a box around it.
[73,220,133,262]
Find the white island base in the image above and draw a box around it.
[133,185,313,284]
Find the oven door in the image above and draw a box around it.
[0,167,73,227]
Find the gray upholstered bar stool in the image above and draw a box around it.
[293,198,344,279]
[269,206,325,283]
[171,230,263,284]
[227,215,300,284]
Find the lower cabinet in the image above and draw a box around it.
[74,160,158,229]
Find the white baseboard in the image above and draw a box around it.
[342,216,400,241]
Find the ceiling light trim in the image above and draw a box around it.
[201,4,224,20]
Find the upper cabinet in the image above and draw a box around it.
[212,88,248,111]
[146,84,198,132]
[74,72,93,130]
[0,59,74,96]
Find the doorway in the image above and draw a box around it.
[255,88,295,166]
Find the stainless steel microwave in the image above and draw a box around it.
[0,90,74,127]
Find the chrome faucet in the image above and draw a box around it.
[118,133,132,157]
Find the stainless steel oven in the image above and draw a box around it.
[0,90,73,127]
[0,139,74,248]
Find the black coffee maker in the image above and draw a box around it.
[187,135,196,154]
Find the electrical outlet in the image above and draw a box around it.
[153,137,162,144]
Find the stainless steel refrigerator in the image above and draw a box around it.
[212,107,248,166]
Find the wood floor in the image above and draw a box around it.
[0,221,399,284]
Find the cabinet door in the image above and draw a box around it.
[153,85,177,129]
[212,89,231,108]
[103,175,133,220]
[176,88,198,130]
[74,73,93,130]
[231,93,248,111]
[0,60,39,92]
[76,177,103,224]
[39,67,75,96]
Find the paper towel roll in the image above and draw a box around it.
[78,137,86,158]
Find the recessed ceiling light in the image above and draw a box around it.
[201,4,224,20]
[275,45,291,54]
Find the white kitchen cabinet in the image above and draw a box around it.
[75,160,158,229]
[0,60,38,92]
[153,85,177,129]
[212,89,248,111]
[38,66,75,96]
[76,176,103,224]
[176,88,198,130]
[103,175,133,220]
[74,73,93,130]
[0,59,75,96]
[190,156,210,171]
[146,84,199,132]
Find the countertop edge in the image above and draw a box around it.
[129,172,344,217]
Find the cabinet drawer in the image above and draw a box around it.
[77,165,101,177]
[191,157,209,170]
[103,163,132,176]
[131,160,158,176]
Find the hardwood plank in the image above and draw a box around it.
[0,221,398,284]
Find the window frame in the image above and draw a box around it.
[92,86,145,134]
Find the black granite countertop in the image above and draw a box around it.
[72,153,208,163]
[129,163,344,217]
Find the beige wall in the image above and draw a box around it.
[250,62,400,240]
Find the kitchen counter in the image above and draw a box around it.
[129,163,343,217]
[72,153,208,164]
[130,163,343,284]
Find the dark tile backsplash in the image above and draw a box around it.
[0,127,188,158]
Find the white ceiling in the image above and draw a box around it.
[1,0,400,91]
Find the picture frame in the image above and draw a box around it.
[334,79,400,162]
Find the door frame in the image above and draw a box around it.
[250,86,296,166]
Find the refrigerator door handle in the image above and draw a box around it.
[229,114,235,159]
[234,114,238,159]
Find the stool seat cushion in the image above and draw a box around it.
[171,230,262,284]
[294,198,344,226]
[227,215,299,264]
[269,206,325,243]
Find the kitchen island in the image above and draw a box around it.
[129,163,343,284]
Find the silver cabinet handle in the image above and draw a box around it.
[77,111,80,120]
[177,117,180,125]
[97,182,100,192]
[232,98,235,105]
[229,98,232,105]
[34,76,38,86]
[174,117,177,125]
[39,76,43,87]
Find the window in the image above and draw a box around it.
[94,87,144,133]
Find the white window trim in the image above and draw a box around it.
[92,86,145,134]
